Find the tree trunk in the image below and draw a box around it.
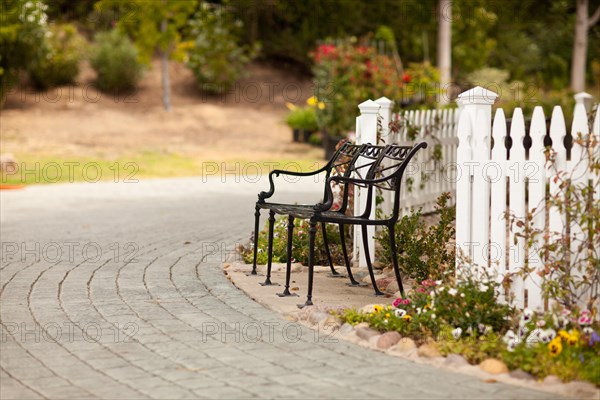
[571,0,589,92]
[571,0,600,92]
[160,18,172,112]
[437,0,452,104]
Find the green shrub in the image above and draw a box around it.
[90,29,143,93]
[184,3,258,94]
[241,217,350,267]
[29,23,84,89]
[376,192,455,282]
[1,0,49,104]
[285,107,318,131]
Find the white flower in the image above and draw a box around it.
[519,326,529,340]
[477,324,492,335]
[521,308,534,323]
[503,330,516,344]
[431,314,436,319]
[429,291,435,298]
[383,319,389,324]
[507,341,518,352]
[539,329,556,343]
[536,320,546,328]
[460,293,465,298]
[394,309,406,318]
[435,280,442,285]
[465,312,470,318]
[526,328,543,347]
[583,327,594,335]
[452,327,462,340]
[416,307,422,315]
[448,288,458,296]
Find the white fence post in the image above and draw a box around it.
[376,96,394,217]
[454,86,497,275]
[353,100,380,268]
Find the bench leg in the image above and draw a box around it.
[298,221,316,308]
[260,210,279,286]
[388,224,405,297]
[278,215,298,297]
[361,225,384,296]
[339,223,360,286]
[250,206,260,275]
[322,223,340,276]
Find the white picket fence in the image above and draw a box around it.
[352,97,459,267]
[455,87,599,311]
[352,89,599,312]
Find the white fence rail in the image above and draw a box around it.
[455,86,599,311]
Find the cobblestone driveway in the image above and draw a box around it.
[1,178,555,399]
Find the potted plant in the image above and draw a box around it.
[285,99,319,142]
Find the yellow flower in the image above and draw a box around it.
[402,315,412,322]
[306,96,318,106]
[558,330,569,341]
[385,313,391,318]
[567,330,580,346]
[318,101,326,110]
[373,305,383,313]
[285,102,297,111]
[548,338,562,356]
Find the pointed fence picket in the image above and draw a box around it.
[455,87,599,311]
[353,90,598,311]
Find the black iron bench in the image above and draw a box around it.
[252,142,383,294]
[252,141,427,307]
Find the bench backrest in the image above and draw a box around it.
[326,142,386,213]
[348,142,427,222]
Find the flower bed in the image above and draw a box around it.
[337,276,599,386]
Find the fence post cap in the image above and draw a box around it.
[358,99,381,114]
[574,92,594,112]
[375,96,394,108]
[574,91,593,101]
[456,86,498,106]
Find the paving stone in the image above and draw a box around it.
[0,180,563,400]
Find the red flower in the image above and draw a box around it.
[402,73,412,83]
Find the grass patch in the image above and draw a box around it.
[1,152,324,185]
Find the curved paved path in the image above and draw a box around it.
[1,178,554,399]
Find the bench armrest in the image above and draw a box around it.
[258,165,330,202]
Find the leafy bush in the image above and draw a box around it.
[241,217,350,267]
[311,37,440,137]
[0,0,49,104]
[184,3,258,94]
[89,29,144,93]
[285,107,318,131]
[508,124,599,311]
[29,23,84,89]
[285,96,322,131]
[376,192,455,282]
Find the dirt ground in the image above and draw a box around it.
[224,261,399,319]
[0,59,323,163]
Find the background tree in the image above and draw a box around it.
[0,0,48,105]
[571,0,600,92]
[437,0,452,104]
[95,0,196,111]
